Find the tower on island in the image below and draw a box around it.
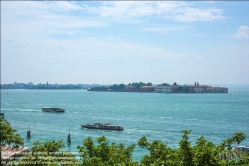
[194,81,199,87]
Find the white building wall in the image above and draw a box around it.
[155,86,172,93]
[194,88,204,93]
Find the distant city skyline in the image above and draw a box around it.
[1,1,249,85]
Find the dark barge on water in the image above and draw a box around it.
[81,122,124,131]
[42,107,65,112]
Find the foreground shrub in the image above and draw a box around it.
[77,136,138,166]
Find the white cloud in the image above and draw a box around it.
[1,1,227,44]
[142,25,192,34]
[85,2,156,18]
[2,36,178,60]
[52,1,83,11]
[1,1,107,44]
[172,7,226,22]
[84,1,226,22]
[1,1,83,14]
[234,26,249,39]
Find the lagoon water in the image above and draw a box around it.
[1,85,249,161]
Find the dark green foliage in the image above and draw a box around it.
[89,86,108,91]
[178,86,183,92]
[128,82,152,90]
[184,86,189,91]
[216,132,247,165]
[139,130,249,166]
[77,136,137,165]
[0,117,24,165]
[2,117,249,165]
[138,136,180,166]
[14,131,249,166]
[179,130,193,166]
[90,84,126,91]
[158,83,170,86]
[118,83,125,90]
[90,82,154,91]
[192,136,218,166]
[0,117,24,149]
[109,83,126,91]
[146,82,153,86]
[218,132,246,151]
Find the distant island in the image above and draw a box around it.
[1,81,228,93]
[0,82,100,90]
[88,82,228,93]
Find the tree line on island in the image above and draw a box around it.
[1,116,249,165]
[2,82,193,92]
[88,82,182,91]
[1,82,100,90]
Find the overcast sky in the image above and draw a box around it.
[1,1,249,85]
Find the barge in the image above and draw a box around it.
[81,122,124,131]
[42,107,65,112]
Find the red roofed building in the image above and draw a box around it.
[140,86,156,92]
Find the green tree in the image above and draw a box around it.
[216,132,247,165]
[107,85,113,90]
[139,82,146,87]
[18,140,78,166]
[179,130,193,166]
[89,86,108,91]
[134,83,140,90]
[178,86,183,92]
[173,82,177,86]
[0,117,24,164]
[137,130,249,166]
[159,83,170,86]
[184,86,189,91]
[118,83,125,90]
[2,116,249,166]
[146,82,152,86]
[113,84,118,90]
[77,136,138,166]
[138,136,179,166]
[192,136,218,166]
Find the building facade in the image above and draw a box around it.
[194,87,204,93]
[155,86,172,93]
[205,87,228,93]
[140,86,156,92]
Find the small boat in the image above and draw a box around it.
[234,146,249,152]
[42,107,65,112]
[81,122,124,131]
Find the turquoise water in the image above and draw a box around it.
[1,85,249,161]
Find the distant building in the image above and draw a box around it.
[194,87,204,93]
[171,86,179,93]
[205,87,228,93]
[124,86,135,92]
[155,86,172,93]
[140,86,156,92]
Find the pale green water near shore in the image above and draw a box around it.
[1,85,249,161]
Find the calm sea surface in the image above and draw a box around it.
[1,85,249,161]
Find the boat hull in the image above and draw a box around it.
[42,107,65,112]
[81,124,124,131]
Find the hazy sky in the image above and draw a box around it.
[1,1,249,85]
